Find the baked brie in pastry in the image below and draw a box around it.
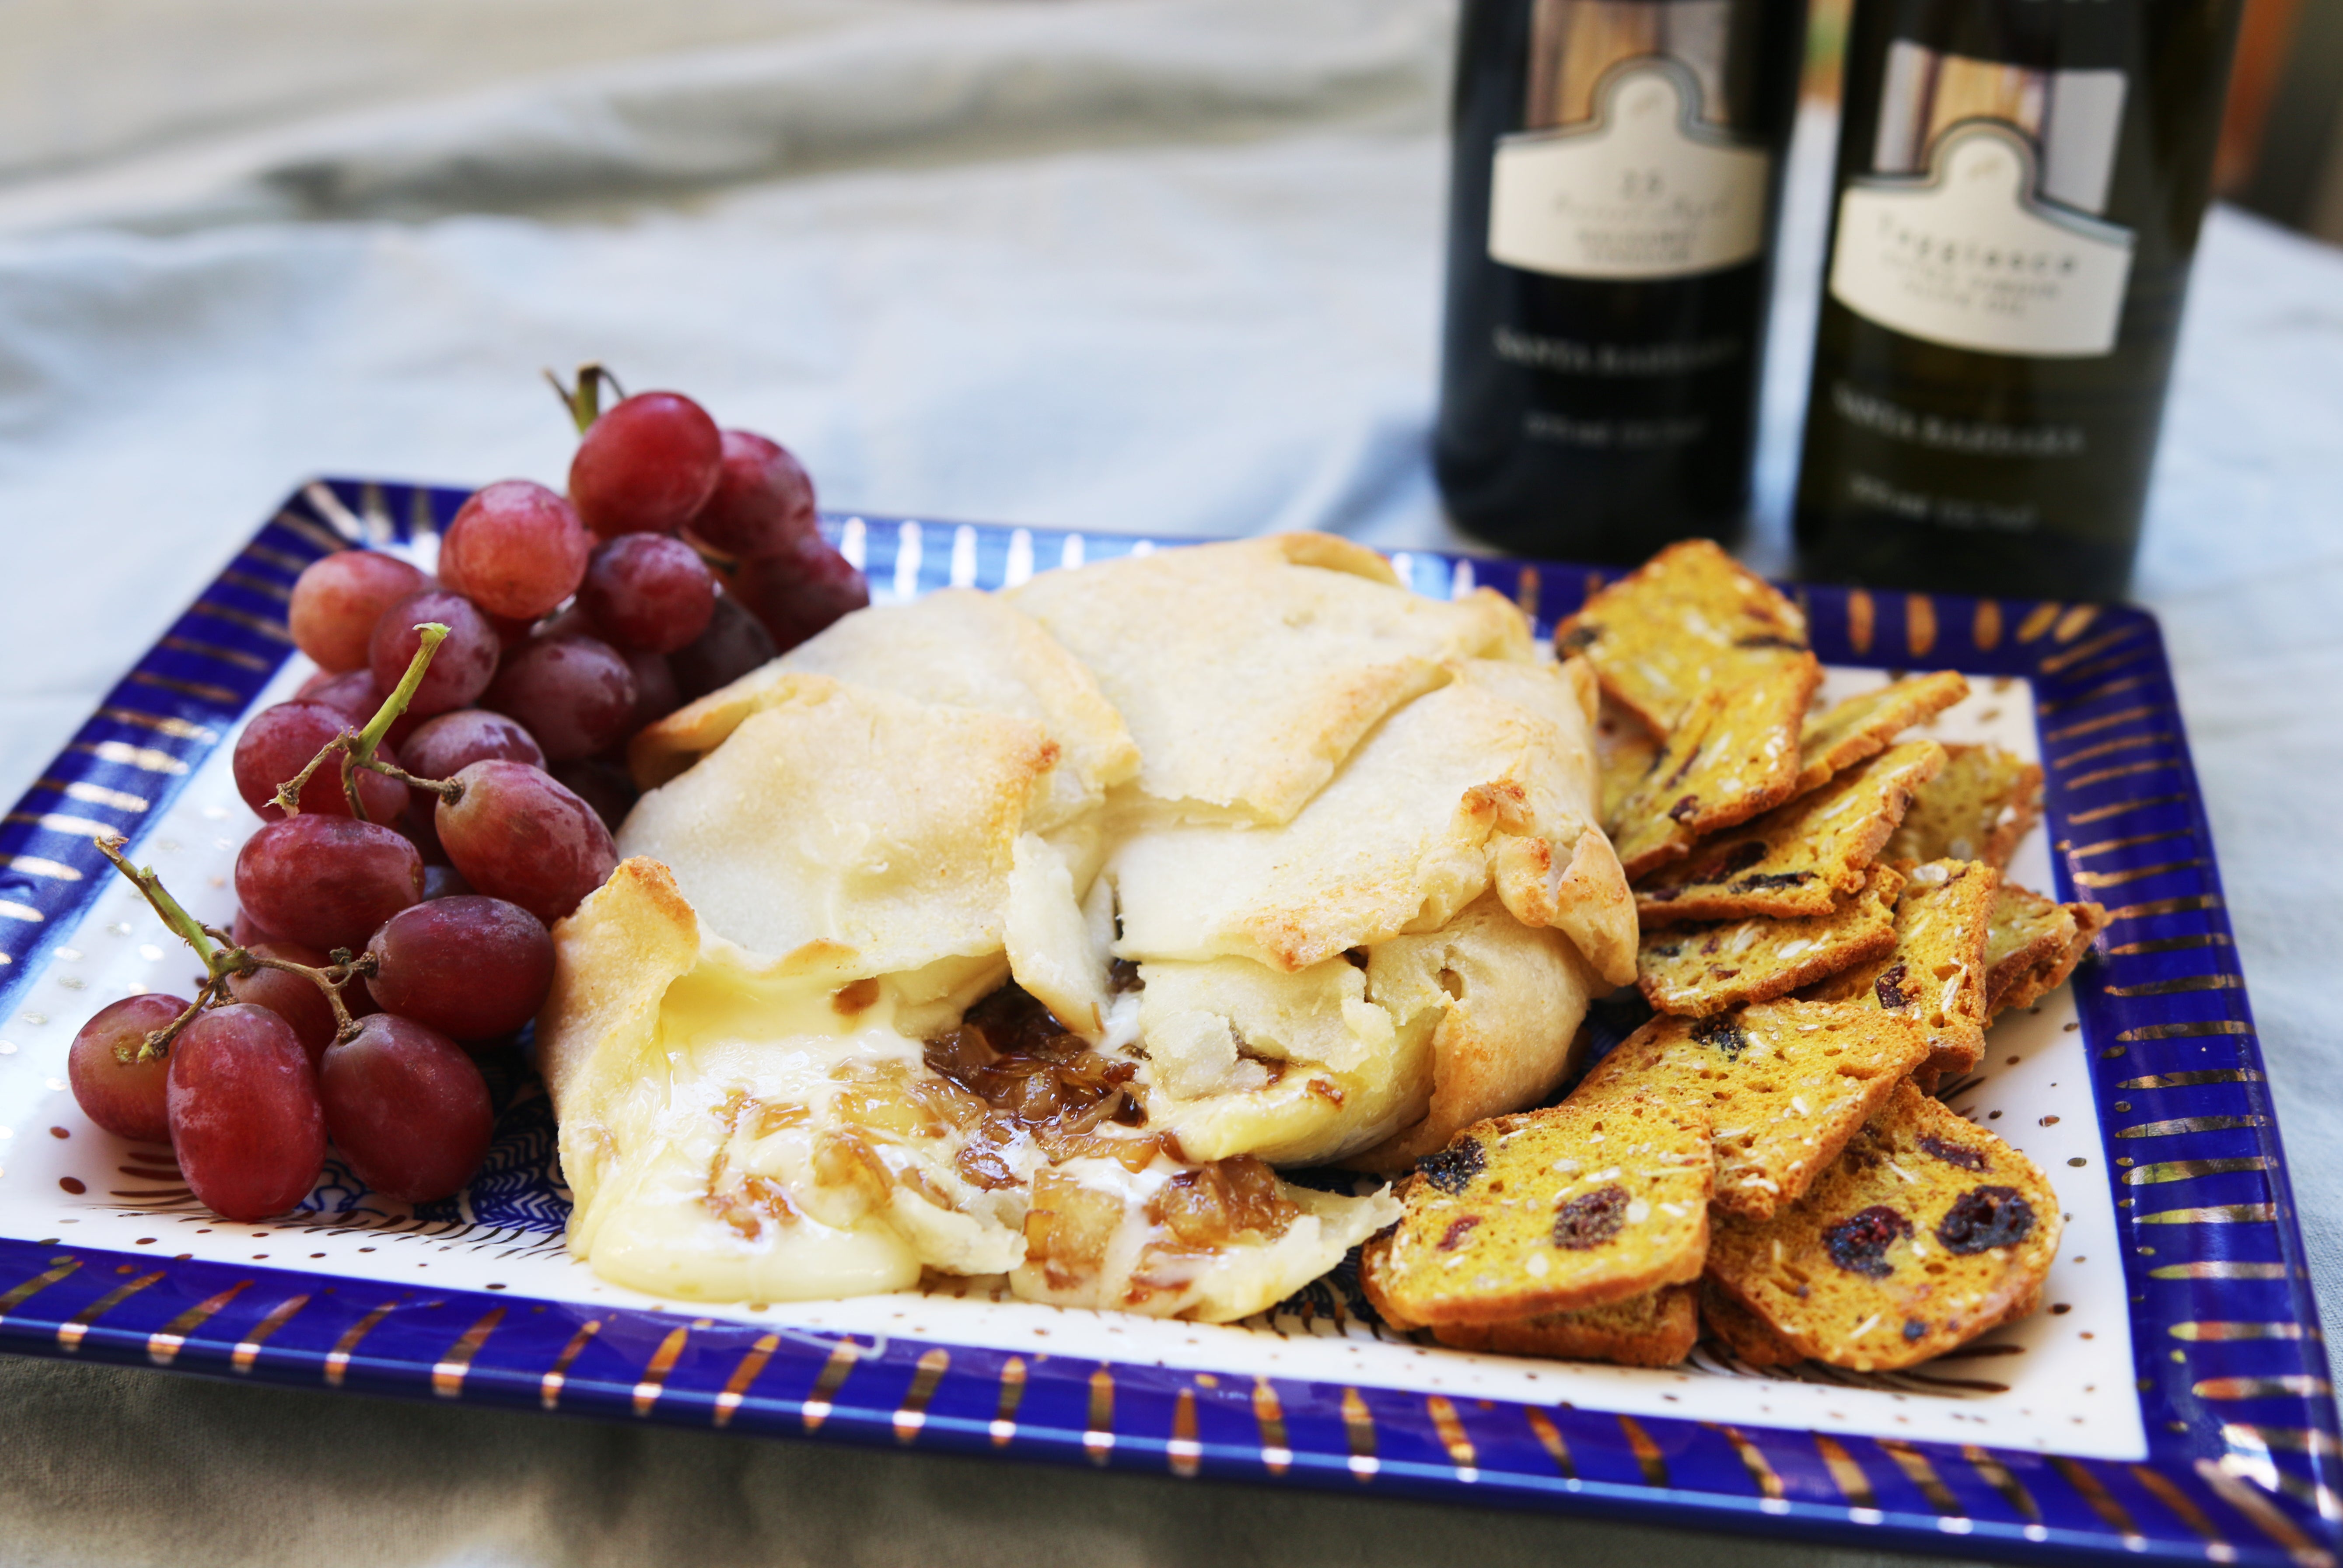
[537,533,1636,1319]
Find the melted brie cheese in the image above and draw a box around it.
[569,955,954,1302]
[549,861,1396,1319]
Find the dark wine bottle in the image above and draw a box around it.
[1435,0,1808,561]
[1794,0,2242,599]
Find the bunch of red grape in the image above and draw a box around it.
[67,382,868,1224]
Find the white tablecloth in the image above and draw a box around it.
[3,4,2339,1564]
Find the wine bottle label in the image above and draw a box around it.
[1487,58,1771,281]
[1829,120,2136,358]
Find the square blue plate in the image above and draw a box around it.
[0,479,2333,1567]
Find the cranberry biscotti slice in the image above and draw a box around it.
[1704,1080,2060,1372]
[1360,1094,1713,1329]
[1574,997,1932,1221]
[1430,1283,1700,1368]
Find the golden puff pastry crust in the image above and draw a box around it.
[629,588,1136,826]
[1009,534,1533,823]
[617,673,1060,977]
[1109,658,1629,978]
[1351,894,1600,1170]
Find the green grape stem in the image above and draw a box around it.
[272,621,452,820]
[236,950,374,1043]
[131,981,222,1065]
[353,623,444,763]
[353,753,462,805]
[91,834,379,1058]
[94,835,218,973]
[544,361,623,436]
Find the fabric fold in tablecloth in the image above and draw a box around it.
[0,0,1447,234]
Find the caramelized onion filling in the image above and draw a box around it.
[693,983,1317,1302]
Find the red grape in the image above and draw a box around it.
[578,534,716,654]
[402,709,545,779]
[296,667,380,718]
[549,758,636,833]
[436,760,617,923]
[365,896,553,1040]
[686,430,818,558]
[289,552,427,673]
[533,601,595,642]
[422,863,474,902]
[319,1015,493,1203]
[669,592,776,701]
[67,994,185,1142]
[231,701,409,824]
[622,648,679,734]
[368,588,498,719]
[225,940,342,1065]
[732,531,869,653]
[167,1003,326,1222]
[486,610,539,651]
[235,813,423,952]
[483,635,636,762]
[434,538,471,598]
[439,480,592,621]
[231,907,279,947]
[400,804,449,866]
[569,391,723,538]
